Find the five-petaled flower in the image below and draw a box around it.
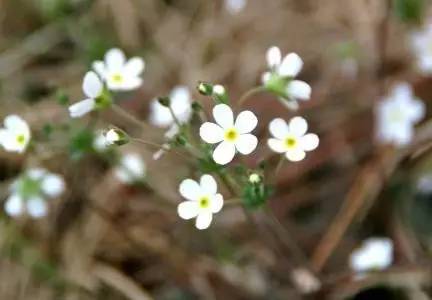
[177,174,224,230]
[268,117,319,161]
[262,46,311,110]
[69,71,107,118]
[376,83,425,146]
[93,48,145,91]
[200,104,258,165]
[0,115,31,153]
[114,153,146,184]
[350,237,393,274]
[5,168,65,218]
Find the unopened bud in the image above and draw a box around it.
[158,96,171,107]
[197,81,213,96]
[104,128,129,146]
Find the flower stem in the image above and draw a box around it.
[111,104,152,131]
[237,86,265,108]
[131,138,191,161]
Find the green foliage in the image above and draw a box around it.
[69,128,94,160]
[394,0,425,24]
[242,179,273,210]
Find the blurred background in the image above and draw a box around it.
[1,0,432,299]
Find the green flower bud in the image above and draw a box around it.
[197,81,213,96]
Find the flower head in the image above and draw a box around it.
[93,48,145,91]
[376,83,425,146]
[114,153,146,184]
[262,46,311,109]
[5,168,65,218]
[268,117,319,161]
[0,115,30,153]
[411,24,432,74]
[200,104,258,165]
[177,174,224,230]
[350,238,393,273]
[68,71,106,118]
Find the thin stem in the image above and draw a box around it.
[273,155,285,182]
[131,138,191,161]
[237,86,265,108]
[111,104,151,131]
[167,105,182,128]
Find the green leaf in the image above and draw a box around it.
[394,0,425,24]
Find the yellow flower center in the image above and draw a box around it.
[388,109,404,123]
[16,134,25,145]
[199,196,210,209]
[284,136,297,149]
[224,128,238,142]
[111,73,123,83]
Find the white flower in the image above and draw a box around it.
[114,153,146,184]
[376,83,425,146]
[411,24,432,74]
[224,0,247,14]
[0,115,30,153]
[350,238,393,273]
[93,48,145,91]
[149,85,192,128]
[68,71,104,118]
[5,168,65,218]
[93,131,109,152]
[268,117,319,162]
[249,173,261,183]
[177,174,224,230]
[200,104,258,165]
[263,46,311,109]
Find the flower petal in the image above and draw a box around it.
[199,122,224,144]
[279,53,303,77]
[286,80,311,100]
[289,116,308,137]
[27,168,46,180]
[285,149,306,162]
[105,48,126,71]
[300,133,319,151]
[179,179,201,201]
[406,98,425,122]
[269,118,289,139]
[261,72,271,84]
[82,71,103,98]
[234,110,258,134]
[213,141,236,165]
[92,61,106,78]
[4,115,28,132]
[200,174,217,195]
[268,138,286,153]
[177,201,199,220]
[124,57,145,76]
[235,134,258,155]
[266,46,281,68]
[211,193,224,213]
[4,194,23,217]
[68,99,96,118]
[213,104,234,129]
[27,197,47,218]
[195,212,213,230]
[41,174,65,197]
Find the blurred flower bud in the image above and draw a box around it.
[104,128,129,146]
[157,96,171,107]
[197,81,213,96]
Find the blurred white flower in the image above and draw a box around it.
[200,104,258,165]
[268,117,319,161]
[5,168,65,218]
[68,71,104,118]
[213,84,226,96]
[350,238,393,273]
[93,131,109,152]
[376,83,425,146]
[291,268,321,294]
[93,48,145,91]
[105,129,120,145]
[0,115,30,153]
[177,174,224,230]
[411,24,432,74]
[224,0,247,14]
[149,86,192,128]
[263,46,311,110]
[249,173,261,183]
[114,153,146,184]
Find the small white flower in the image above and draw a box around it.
[0,115,31,153]
[93,48,145,91]
[149,86,192,128]
[68,71,104,118]
[249,173,261,183]
[224,0,247,14]
[177,174,224,230]
[5,168,65,218]
[213,84,226,96]
[268,117,319,161]
[114,153,146,184]
[376,83,425,146]
[350,238,393,273]
[411,24,432,74]
[200,104,258,165]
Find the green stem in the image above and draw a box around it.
[237,86,265,108]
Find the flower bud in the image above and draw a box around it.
[157,96,171,107]
[249,173,261,184]
[104,128,129,146]
[197,81,213,96]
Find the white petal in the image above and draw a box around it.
[286,80,311,100]
[41,174,65,197]
[4,194,23,217]
[213,104,234,129]
[92,61,106,78]
[261,72,271,84]
[4,115,29,132]
[177,201,199,220]
[406,99,425,123]
[82,71,103,98]
[115,77,142,91]
[105,48,126,71]
[266,46,281,68]
[282,98,299,110]
[179,179,201,201]
[224,0,247,14]
[269,118,289,139]
[27,168,46,180]
[285,149,306,162]
[0,131,20,152]
[289,116,308,136]
[235,134,258,155]
[300,133,319,151]
[211,194,224,213]
[234,111,258,134]
[124,57,145,76]
[268,138,286,153]
[199,122,224,144]
[68,99,96,118]
[27,197,47,218]
[213,141,236,165]
[195,212,213,230]
[278,53,303,77]
[200,174,217,195]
